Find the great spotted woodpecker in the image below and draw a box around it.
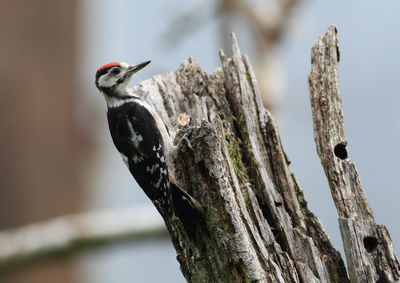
[95,61,202,221]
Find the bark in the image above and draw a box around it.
[309,25,400,282]
[132,33,348,282]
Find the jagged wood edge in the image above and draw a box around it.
[308,25,400,282]
[133,33,348,282]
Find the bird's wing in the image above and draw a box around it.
[119,102,164,159]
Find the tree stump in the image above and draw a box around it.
[129,26,398,282]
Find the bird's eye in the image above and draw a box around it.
[111,68,121,75]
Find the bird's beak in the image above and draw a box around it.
[127,61,151,77]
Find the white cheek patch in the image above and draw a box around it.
[98,72,125,88]
[98,74,117,88]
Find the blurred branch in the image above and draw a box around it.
[0,206,167,271]
[232,0,299,51]
[229,0,301,110]
[162,0,301,51]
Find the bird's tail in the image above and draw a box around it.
[170,183,205,232]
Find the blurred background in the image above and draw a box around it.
[0,0,399,282]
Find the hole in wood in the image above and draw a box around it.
[274,201,282,207]
[334,143,348,159]
[363,236,378,253]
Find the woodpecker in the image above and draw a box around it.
[95,61,202,220]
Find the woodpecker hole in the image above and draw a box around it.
[334,143,348,159]
[363,236,378,253]
[274,201,283,207]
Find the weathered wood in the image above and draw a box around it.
[133,33,348,282]
[1,26,396,283]
[309,25,400,282]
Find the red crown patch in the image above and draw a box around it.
[97,62,120,71]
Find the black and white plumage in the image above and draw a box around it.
[107,98,172,215]
[95,61,202,220]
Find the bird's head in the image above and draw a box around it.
[95,61,151,97]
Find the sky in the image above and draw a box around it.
[78,1,400,282]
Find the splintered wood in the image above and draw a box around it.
[309,25,399,283]
[135,33,348,282]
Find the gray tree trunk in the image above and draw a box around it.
[309,26,400,283]
[131,26,399,282]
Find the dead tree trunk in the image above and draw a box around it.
[309,26,400,282]
[130,27,398,282]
